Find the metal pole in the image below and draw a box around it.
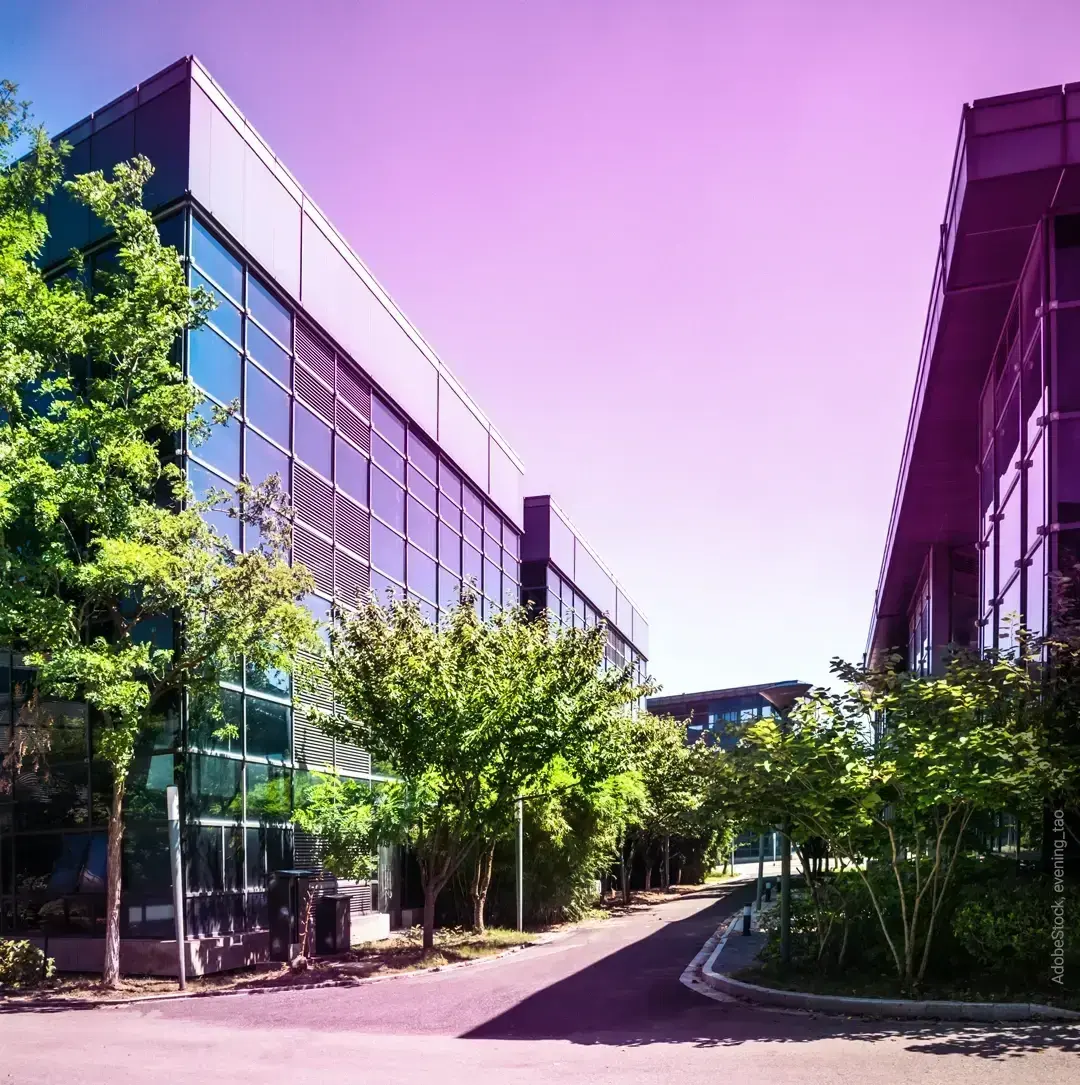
[516,796,524,932]
[755,833,765,912]
[165,786,187,990]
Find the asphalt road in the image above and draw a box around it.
[3,879,1077,1084]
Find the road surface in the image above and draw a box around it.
[3,879,1076,1084]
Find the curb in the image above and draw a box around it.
[691,918,1080,1023]
[2,931,565,1010]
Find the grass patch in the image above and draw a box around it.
[732,963,1080,1013]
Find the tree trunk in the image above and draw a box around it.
[470,842,495,933]
[643,848,653,892]
[620,842,631,906]
[663,836,670,890]
[422,884,437,951]
[102,770,127,988]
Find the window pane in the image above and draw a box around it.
[336,436,368,505]
[370,569,403,602]
[463,486,483,523]
[245,696,291,761]
[372,395,405,450]
[193,269,242,344]
[484,558,500,600]
[247,274,292,348]
[1028,541,1047,640]
[439,522,461,574]
[408,432,438,480]
[246,762,291,820]
[439,493,461,529]
[247,321,291,387]
[372,467,405,532]
[190,324,240,407]
[246,363,291,447]
[440,462,462,505]
[189,402,240,480]
[295,402,332,477]
[188,460,239,549]
[1028,436,1045,545]
[408,496,437,555]
[188,826,223,892]
[484,532,501,564]
[187,754,242,819]
[246,657,291,700]
[463,515,482,548]
[408,464,437,510]
[999,478,1022,582]
[408,545,437,602]
[188,688,243,754]
[503,554,519,586]
[464,541,482,591]
[438,569,461,611]
[372,432,405,483]
[245,428,290,494]
[371,519,405,582]
[504,531,520,561]
[483,506,502,542]
[192,217,242,301]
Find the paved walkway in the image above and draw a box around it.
[3,878,1076,1085]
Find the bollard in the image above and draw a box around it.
[764,879,772,903]
[742,904,752,935]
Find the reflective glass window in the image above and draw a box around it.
[464,542,482,590]
[192,269,242,344]
[192,218,243,301]
[408,432,438,481]
[504,530,520,561]
[438,570,461,611]
[188,460,239,549]
[484,507,502,543]
[246,697,291,761]
[188,826,224,892]
[370,569,403,601]
[1027,436,1045,545]
[439,493,461,529]
[189,402,240,480]
[187,754,242,819]
[484,558,500,600]
[999,477,1022,581]
[998,572,1022,650]
[246,363,290,447]
[503,555,519,587]
[372,467,405,532]
[336,436,368,505]
[408,464,437,510]
[190,324,240,407]
[1028,541,1047,639]
[440,462,462,505]
[371,519,405,582]
[247,274,292,349]
[463,486,483,523]
[463,515,482,548]
[408,546,437,602]
[439,522,461,574]
[188,688,242,755]
[245,429,290,494]
[484,532,501,564]
[246,658,291,700]
[295,402,332,478]
[372,395,406,450]
[408,496,437,555]
[246,762,291,819]
[372,432,405,483]
[247,321,291,387]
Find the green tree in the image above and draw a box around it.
[323,593,647,948]
[0,91,320,986]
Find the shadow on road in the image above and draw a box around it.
[462,882,1080,1061]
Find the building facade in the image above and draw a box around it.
[867,82,1080,673]
[2,57,529,960]
[646,681,802,750]
[520,496,648,687]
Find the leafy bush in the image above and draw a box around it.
[0,939,54,988]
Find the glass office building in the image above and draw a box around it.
[1,57,525,964]
[867,83,1080,673]
[646,681,802,750]
[520,495,648,687]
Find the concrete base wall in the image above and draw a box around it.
[351,911,390,944]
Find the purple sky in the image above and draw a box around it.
[7,1,1080,693]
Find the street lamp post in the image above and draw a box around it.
[760,683,811,970]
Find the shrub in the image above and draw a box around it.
[0,939,55,989]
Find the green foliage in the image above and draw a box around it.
[294,773,378,881]
[0,939,54,988]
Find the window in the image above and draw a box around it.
[188,460,239,550]
[335,436,368,505]
[188,826,224,892]
[192,218,243,301]
[439,522,461,574]
[370,569,403,601]
[483,507,502,543]
[189,402,240,480]
[187,755,242,819]
[372,432,405,483]
[463,543,482,591]
[372,396,405,451]
[439,494,461,530]
[440,462,462,505]
[246,363,290,447]
[1027,541,1047,640]
[247,274,292,349]
[372,467,405,532]
[504,530,520,561]
[189,325,240,407]
[408,497,437,555]
[247,322,291,387]
[408,464,437,510]
[192,269,241,344]
[407,546,437,602]
[463,515,482,549]
[245,429,290,493]
[998,479,1022,582]
[463,486,483,524]
[246,763,291,820]
[484,532,501,564]
[295,402,331,478]
[188,689,242,754]
[371,519,405,582]
[484,559,500,600]
[1027,437,1045,548]
[408,432,438,481]
[438,570,461,611]
[246,658,291,700]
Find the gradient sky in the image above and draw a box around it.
[7,0,1080,694]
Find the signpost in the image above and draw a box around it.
[166,785,186,990]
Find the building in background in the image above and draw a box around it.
[2,56,528,968]
[520,495,649,687]
[646,680,804,750]
[867,82,1080,674]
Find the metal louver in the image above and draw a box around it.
[295,363,335,421]
[336,400,370,453]
[335,548,369,610]
[294,464,334,536]
[294,526,333,595]
[295,322,335,386]
[335,493,370,561]
[336,359,371,420]
[294,713,335,769]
